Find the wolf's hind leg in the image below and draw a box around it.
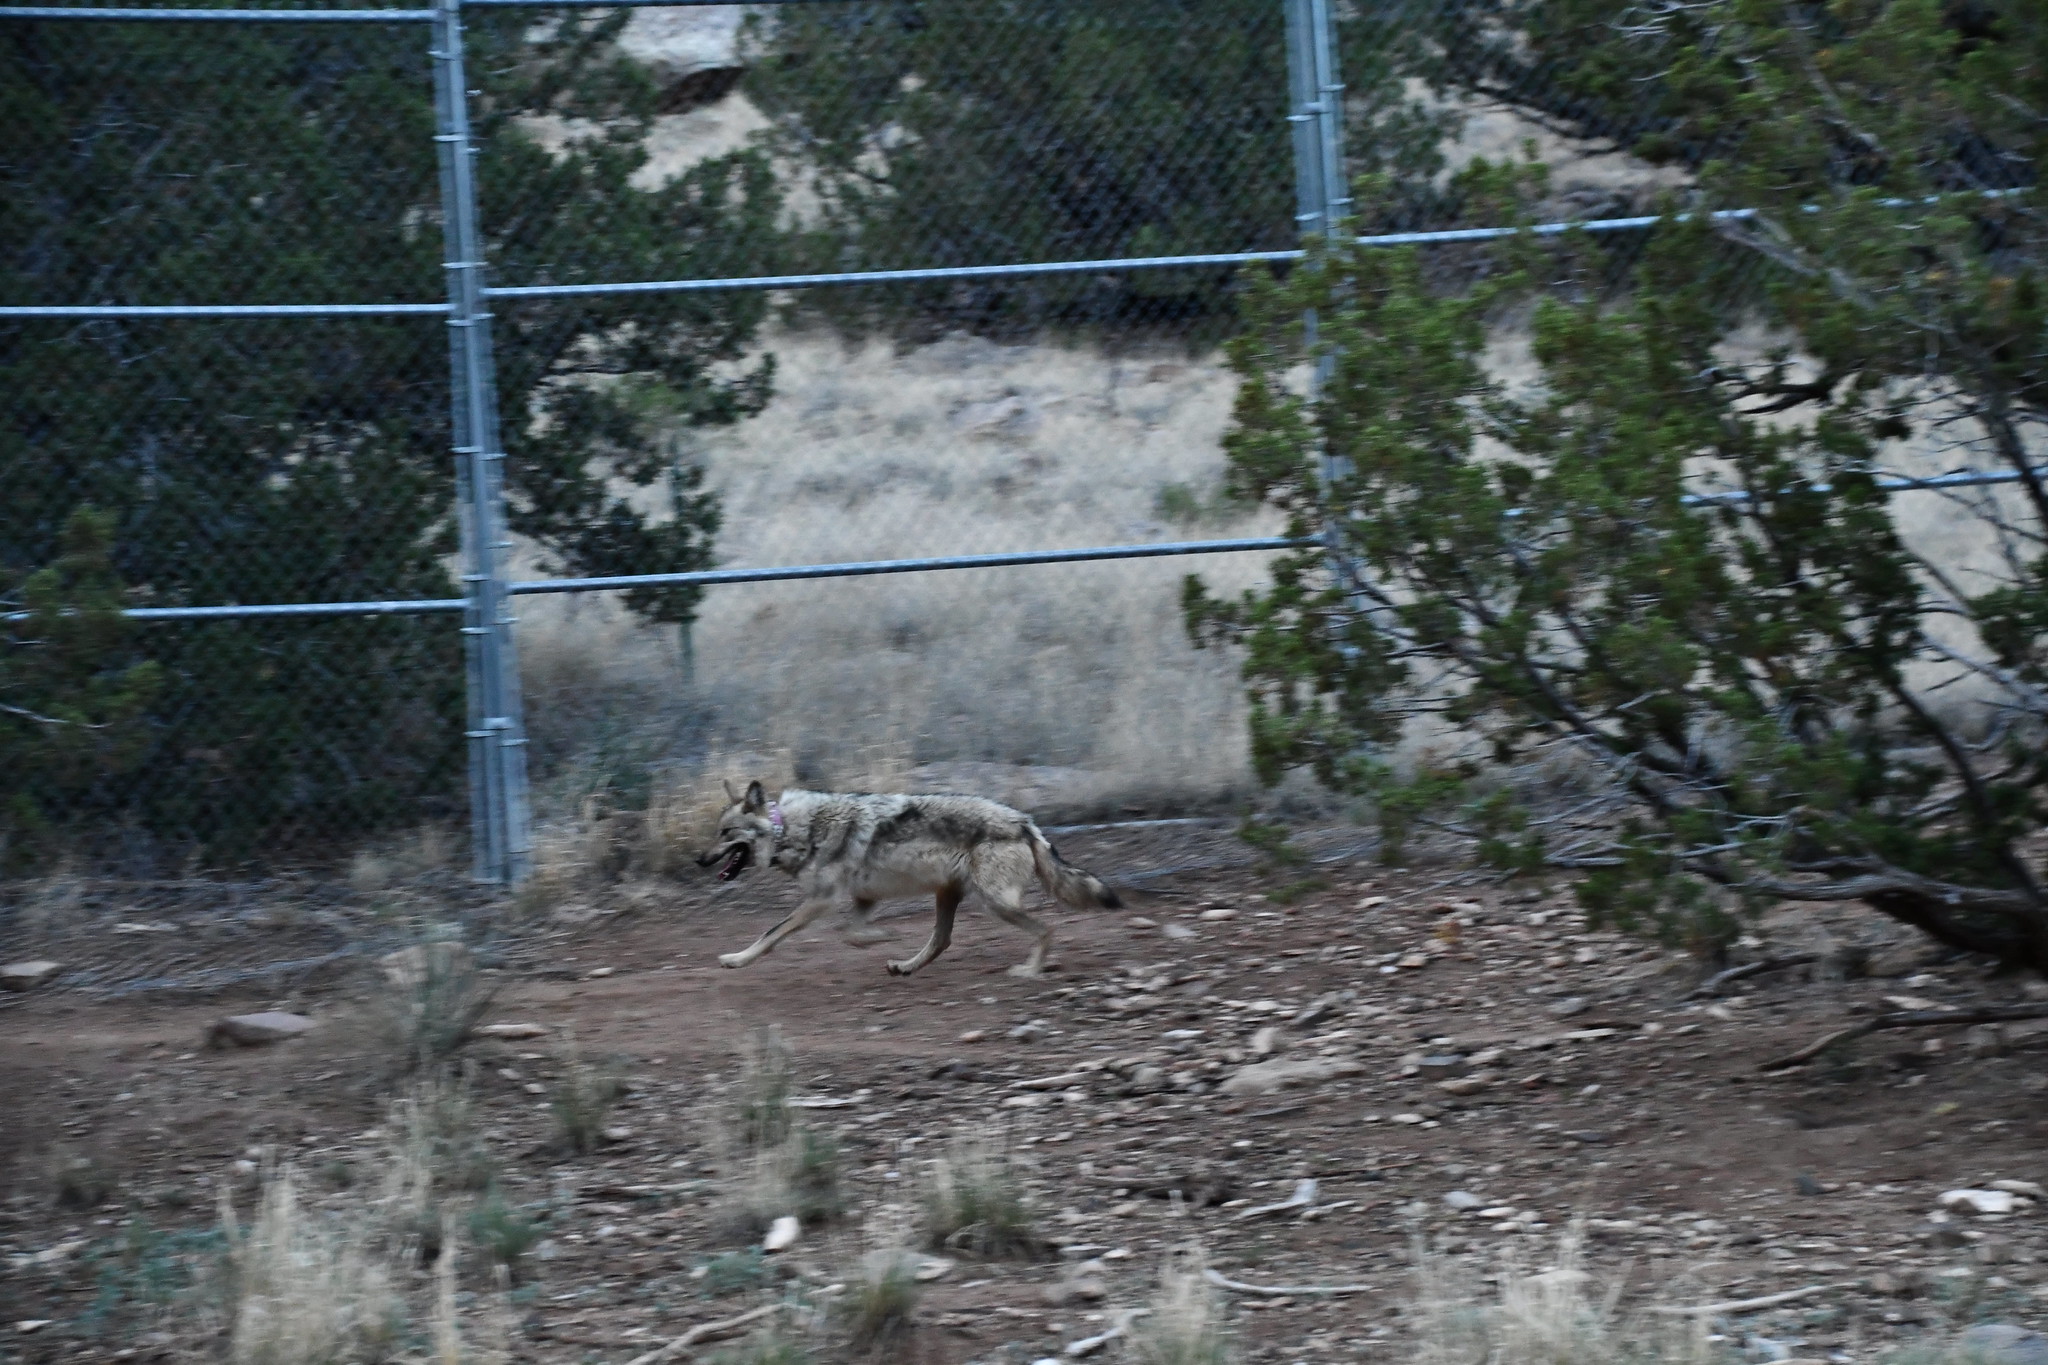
[887,884,963,976]
[981,882,1052,977]
[719,897,834,968]
[841,896,895,947]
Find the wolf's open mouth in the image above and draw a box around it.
[717,844,751,881]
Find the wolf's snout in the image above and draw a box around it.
[699,842,752,881]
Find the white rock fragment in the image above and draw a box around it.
[1941,1189,2021,1216]
[762,1216,800,1252]
[0,960,60,992]
[476,1022,547,1040]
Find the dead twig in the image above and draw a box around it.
[622,1302,784,1365]
[1064,1307,1150,1357]
[1203,1267,1373,1296]
[1759,1003,2048,1071]
[1643,1284,1832,1316]
[1685,953,1819,1000]
[1231,1177,1317,1222]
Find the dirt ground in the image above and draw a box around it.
[5,821,2048,1363]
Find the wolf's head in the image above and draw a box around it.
[696,778,776,882]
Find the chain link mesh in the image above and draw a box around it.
[4,0,1741,879]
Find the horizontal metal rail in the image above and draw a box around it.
[506,536,1314,596]
[468,0,858,6]
[1682,463,2048,507]
[0,302,449,318]
[0,5,432,17]
[1,538,1307,623]
[42,463,2043,624]
[19,202,2010,315]
[489,251,1308,300]
[486,213,1772,301]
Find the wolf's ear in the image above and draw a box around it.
[722,777,741,805]
[744,780,766,812]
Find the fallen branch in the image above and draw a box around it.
[1685,954,1819,1000]
[1064,1307,1150,1357]
[623,1302,784,1365]
[1760,1003,2048,1071]
[1232,1177,1318,1222]
[1203,1268,1373,1296]
[1642,1284,1831,1316]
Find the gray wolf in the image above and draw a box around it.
[696,780,1122,977]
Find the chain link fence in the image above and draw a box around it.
[6,0,2017,888]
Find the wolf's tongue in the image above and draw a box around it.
[719,846,746,880]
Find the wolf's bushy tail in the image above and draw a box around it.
[1025,825,1122,910]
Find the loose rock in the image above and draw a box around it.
[1219,1057,1363,1097]
[0,961,60,992]
[1941,1189,2020,1216]
[762,1216,800,1253]
[207,1012,314,1048]
[1443,1191,1484,1212]
[476,1022,547,1040]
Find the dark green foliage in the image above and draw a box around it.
[743,0,1461,336]
[699,1248,770,1298]
[2,509,161,872]
[1192,3,2048,969]
[0,15,776,864]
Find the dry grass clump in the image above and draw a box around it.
[839,1212,922,1355]
[46,1145,118,1209]
[1409,1225,1720,1365]
[1128,1242,1233,1365]
[392,1073,495,1195]
[218,1166,402,1365]
[373,933,494,1075]
[714,1027,846,1236]
[548,1030,626,1155]
[919,1127,1043,1259]
[347,825,461,897]
[219,1158,512,1365]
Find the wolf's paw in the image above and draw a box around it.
[885,959,915,977]
[718,952,748,969]
[1005,962,1043,979]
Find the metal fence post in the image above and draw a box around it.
[1285,0,1357,587]
[431,0,532,885]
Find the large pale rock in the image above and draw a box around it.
[1218,1056,1363,1097]
[208,1012,314,1048]
[0,961,60,992]
[1940,1188,2020,1216]
[617,7,749,101]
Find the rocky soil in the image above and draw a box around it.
[5,823,2048,1363]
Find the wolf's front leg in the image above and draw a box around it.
[719,897,835,968]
